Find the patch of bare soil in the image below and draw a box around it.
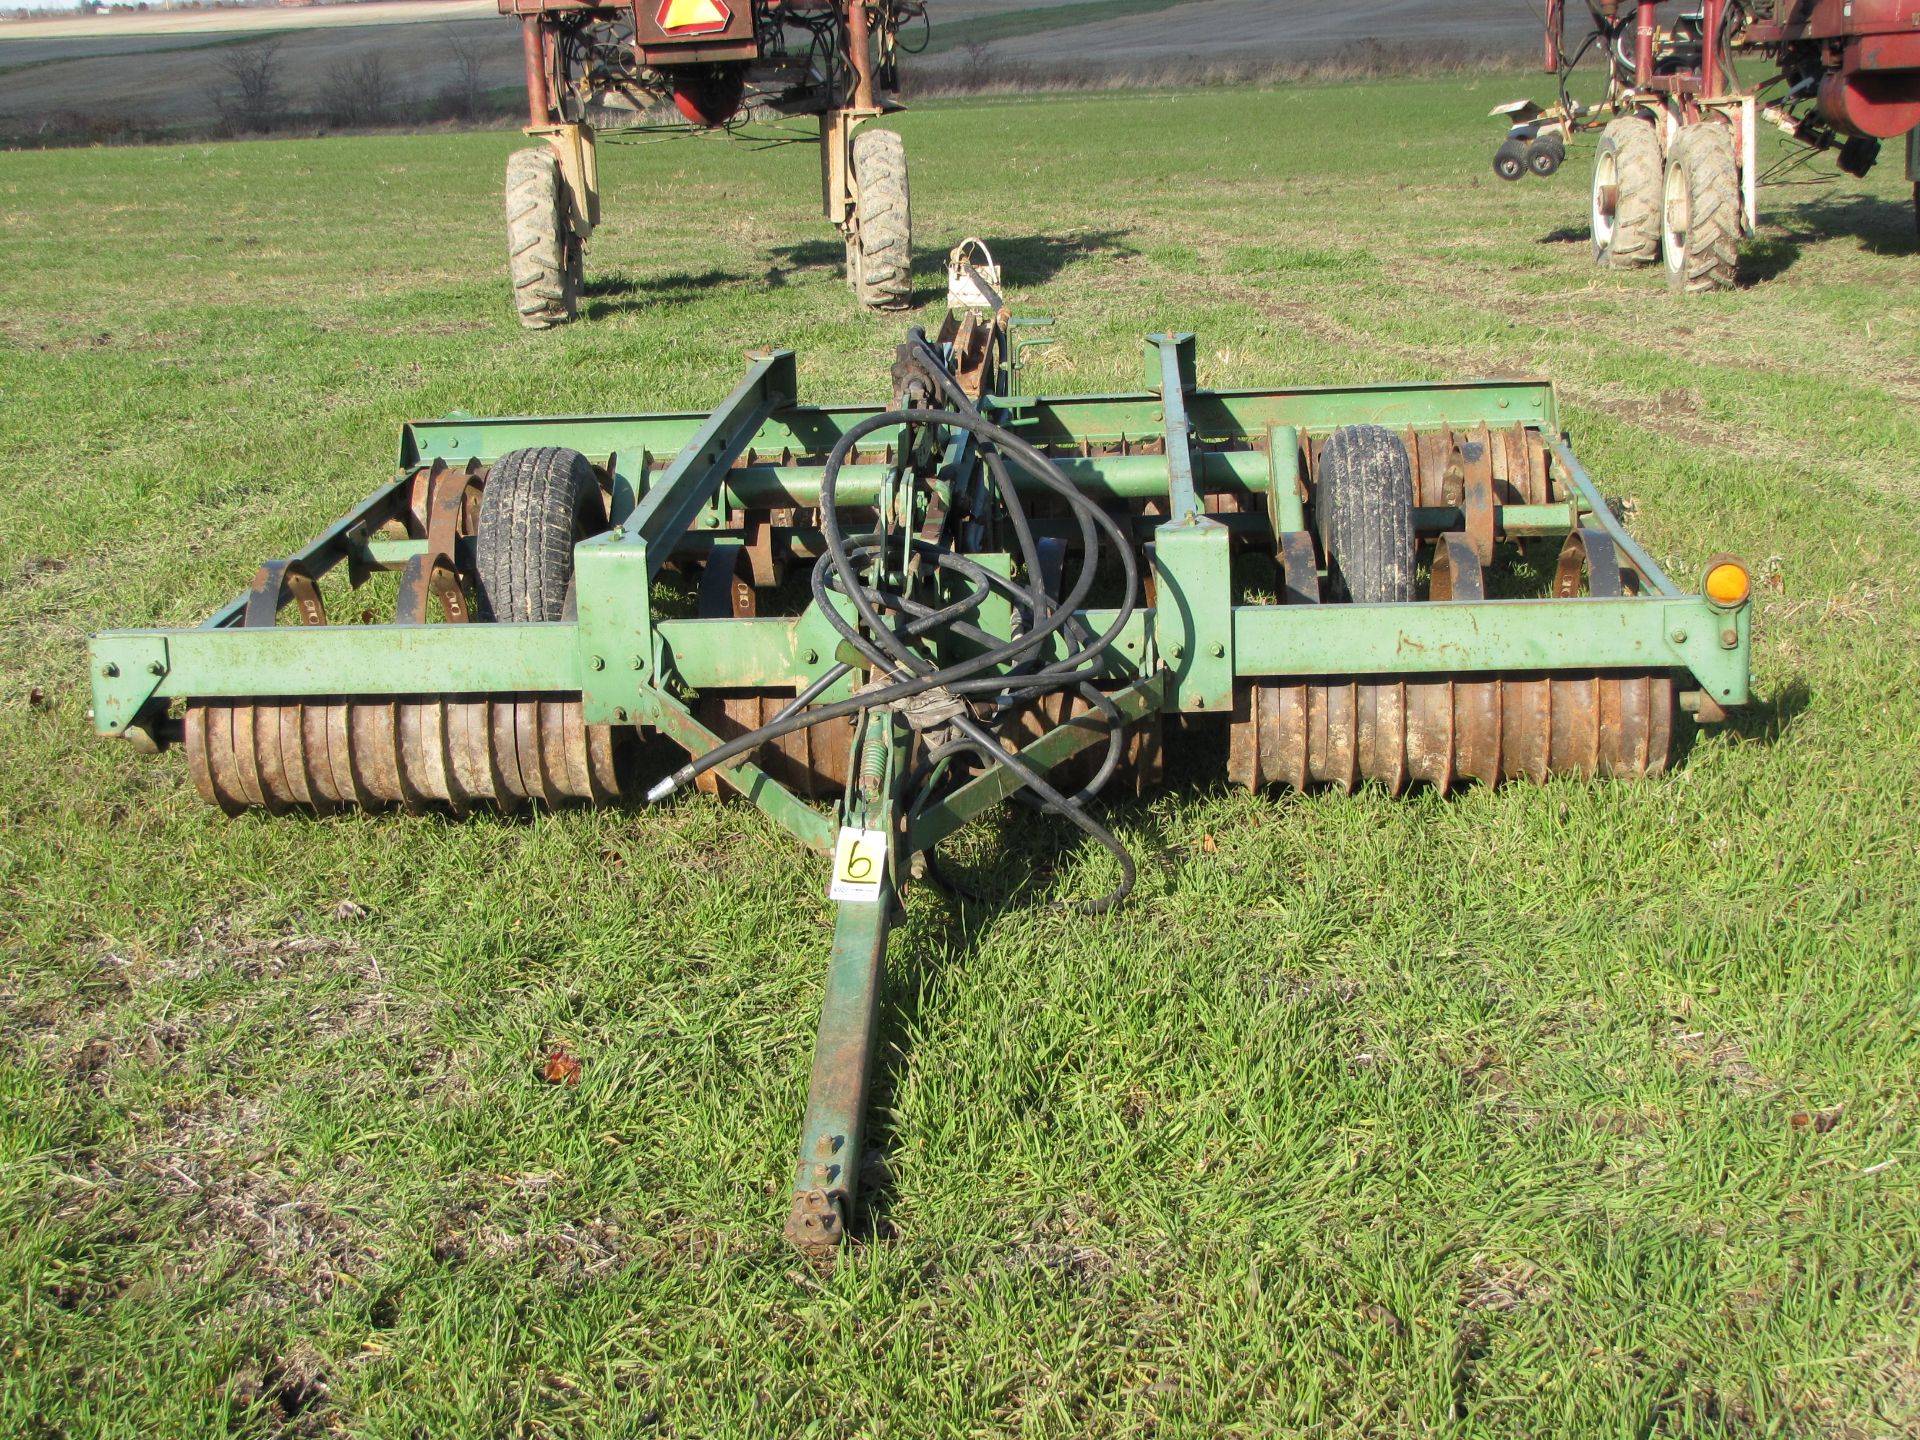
[228,1342,335,1438]
[1461,1255,1550,1312]
[1666,1025,1774,1097]
[144,1097,378,1306]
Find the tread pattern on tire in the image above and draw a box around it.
[1594,116,1662,268]
[474,448,604,622]
[506,147,577,330]
[850,128,911,311]
[1319,426,1417,605]
[1666,123,1740,293]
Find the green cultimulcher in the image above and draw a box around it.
[88,279,1754,1251]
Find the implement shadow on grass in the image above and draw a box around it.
[1661,676,1808,776]
[579,269,739,320]
[1776,191,1920,257]
[765,228,1141,308]
[1537,189,1915,284]
[583,229,1140,318]
[1738,192,1917,285]
[1718,676,1810,749]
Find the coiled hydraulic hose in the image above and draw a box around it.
[647,346,1144,912]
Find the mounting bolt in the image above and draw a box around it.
[147,660,167,676]
[811,1163,835,1185]
[1193,696,1207,709]
[704,513,721,528]
[611,525,624,540]
[814,1133,841,1157]
[1720,627,1739,648]
[1209,641,1225,658]
[613,707,628,723]
[803,649,819,666]
[1669,627,1688,645]
[1169,643,1185,661]
[101,662,119,678]
[629,655,644,670]
[590,655,606,671]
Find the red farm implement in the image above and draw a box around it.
[1490,0,1920,291]
[499,0,926,326]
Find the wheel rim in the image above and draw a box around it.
[1663,153,1689,275]
[1593,149,1618,251]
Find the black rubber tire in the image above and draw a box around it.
[1592,116,1662,268]
[850,127,911,311]
[1527,135,1565,177]
[474,447,605,622]
[1663,122,1740,293]
[1318,426,1416,605]
[505,146,579,330]
[1493,137,1528,182]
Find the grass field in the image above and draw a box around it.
[2,74,1918,1438]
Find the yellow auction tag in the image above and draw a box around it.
[829,827,887,902]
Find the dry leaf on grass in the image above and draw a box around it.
[1789,1106,1842,1133]
[541,1047,583,1087]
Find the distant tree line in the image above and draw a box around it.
[208,28,495,135]
[1,24,515,148]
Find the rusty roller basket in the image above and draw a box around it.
[90,284,1753,1252]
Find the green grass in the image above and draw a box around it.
[3,73,1919,1438]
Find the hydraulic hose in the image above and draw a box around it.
[646,370,1145,912]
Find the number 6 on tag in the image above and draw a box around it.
[829,827,888,902]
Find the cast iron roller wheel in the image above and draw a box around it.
[849,127,911,310]
[505,146,579,330]
[1317,426,1417,605]
[1662,121,1740,293]
[1591,115,1662,268]
[1527,134,1566,177]
[474,447,606,622]
[1493,137,1529,182]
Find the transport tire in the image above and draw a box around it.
[1663,122,1741,293]
[849,127,911,311]
[1318,426,1417,605]
[474,447,606,622]
[506,146,580,330]
[1493,137,1528,181]
[1591,116,1662,268]
[1527,134,1566,177]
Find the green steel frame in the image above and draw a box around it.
[86,332,1753,1248]
[89,339,1750,737]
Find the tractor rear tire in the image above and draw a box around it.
[474,447,606,622]
[1319,426,1416,605]
[506,146,579,330]
[849,127,911,311]
[1662,122,1740,293]
[1591,116,1662,269]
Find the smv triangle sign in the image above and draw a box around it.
[657,0,732,35]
